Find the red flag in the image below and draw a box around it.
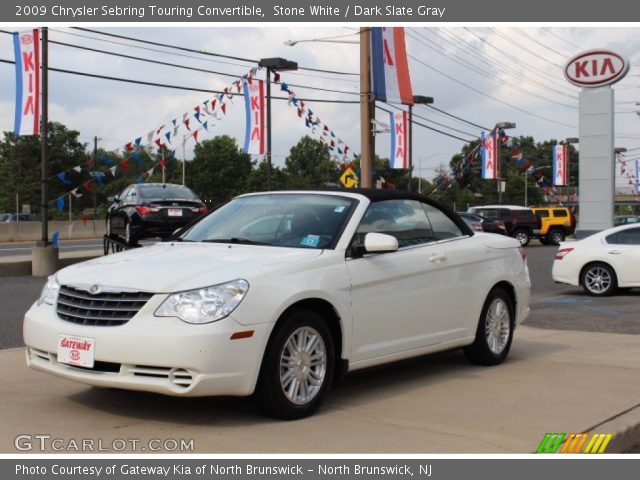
[221,103,227,114]
[273,72,281,83]
[211,99,217,110]
[81,214,90,225]
[82,180,93,192]
[121,158,128,171]
[156,125,165,135]
[125,142,134,152]
[159,157,167,169]
[193,131,199,143]
[184,119,191,131]
[155,138,164,148]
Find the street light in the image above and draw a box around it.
[416,153,444,193]
[259,57,299,190]
[284,39,359,46]
[495,121,516,204]
[407,95,434,191]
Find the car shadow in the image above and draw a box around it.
[67,338,566,425]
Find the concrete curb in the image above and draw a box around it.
[593,403,640,453]
[0,251,102,276]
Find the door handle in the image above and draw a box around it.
[429,253,447,263]
[607,250,622,255]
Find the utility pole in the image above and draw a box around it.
[265,69,272,190]
[93,136,98,218]
[360,27,373,188]
[39,27,49,246]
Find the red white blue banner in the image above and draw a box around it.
[481,131,498,179]
[371,27,414,105]
[13,29,40,136]
[552,144,568,186]
[389,111,409,169]
[242,78,265,155]
[636,160,639,193]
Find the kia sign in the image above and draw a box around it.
[564,49,629,87]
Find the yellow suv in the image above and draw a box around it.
[531,207,576,245]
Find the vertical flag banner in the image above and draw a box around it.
[389,111,409,169]
[552,144,568,186]
[636,160,640,193]
[371,27,414,105]
[13,29,40,136]
[242,78,265,155]
[481,131,498,180]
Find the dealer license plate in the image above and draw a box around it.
[168,209,183,217]
[57,335,95,368]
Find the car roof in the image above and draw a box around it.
[471,205,531,210]
[134,183,191,189]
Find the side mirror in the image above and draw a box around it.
[107,196,116,203]
[364,232,398,253]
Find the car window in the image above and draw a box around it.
[606,228,640,245]
[182,194,356,249]
[138,185,198,200]
[535,210,549,218]
[422,204,464,240]
[553,209,568,217]
[356,199,435,248]
[121,188,135,203]
[476,209,498,220]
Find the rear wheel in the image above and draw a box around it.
[581,263,617,296]
[124,221,137,247]
[548,228,565,245]
[464,287,514,366]
[513,229,530,247]
[255,309,335,420]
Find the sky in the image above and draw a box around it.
[0,26,639,189]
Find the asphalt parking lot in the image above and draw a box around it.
[0,243,639,453]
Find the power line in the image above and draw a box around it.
[488,27,565,69]
[73,27,359,77]
[408,53,577,129]
[0,58,359,104]
[377,104,476,143]
[512,27,573,58]
[407,29,578,109]
[422,105,489,131]
[428,28,577,99]
[542,28,582,51]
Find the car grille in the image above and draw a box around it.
[56,286,153,326]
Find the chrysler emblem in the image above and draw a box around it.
[89,285,101,295]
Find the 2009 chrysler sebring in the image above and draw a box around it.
[24,190,530,419]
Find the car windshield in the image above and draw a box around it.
[138,185,198,200]
[181,193,357,249]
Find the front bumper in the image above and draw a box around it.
[23,295,273,397]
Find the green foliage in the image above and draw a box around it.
[283,136,340,189]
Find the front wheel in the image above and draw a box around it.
[513,229,530,247]
[548,228,565,245]
[464,287,514,366]
[255,309,335,420]
[124,221,137,247]
[581,263,617,296]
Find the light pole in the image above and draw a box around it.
[407,95,434,191]
[416,153,444,193]
[495,121,516,204]
[259,57,298,191]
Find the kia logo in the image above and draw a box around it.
[21,34,33,45]
[564,49,629,87]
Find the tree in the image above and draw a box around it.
[284,136,340,189]
[187,135,253,206]
[0,122,88,216]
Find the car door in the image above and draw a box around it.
[603,227,640,285]
[346,199,475,363]
[111,187,133,235]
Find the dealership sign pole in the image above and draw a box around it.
[564,49,629,237]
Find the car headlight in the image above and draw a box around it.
[155,279,249,324]
[37,275,60,306]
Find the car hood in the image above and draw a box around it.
[56,242,323,293]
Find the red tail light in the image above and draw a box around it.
[192,206,208,215]
[519,247,526,262]
[473,224,483,232]
[135,205,159,216]
[555,247,574,260]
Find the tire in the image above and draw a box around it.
[581,263,617,297]
[539,237,550,245]
[464,287,514,366]
[548,228,565,245]
[255,309,335,420]
[513,229,530,247]
[124,221,137,247]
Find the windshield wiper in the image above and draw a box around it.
[200,237,272,246]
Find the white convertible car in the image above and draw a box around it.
[24,190,530,419]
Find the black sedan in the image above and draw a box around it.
[457,212,507,235]
[106,183,207,246]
